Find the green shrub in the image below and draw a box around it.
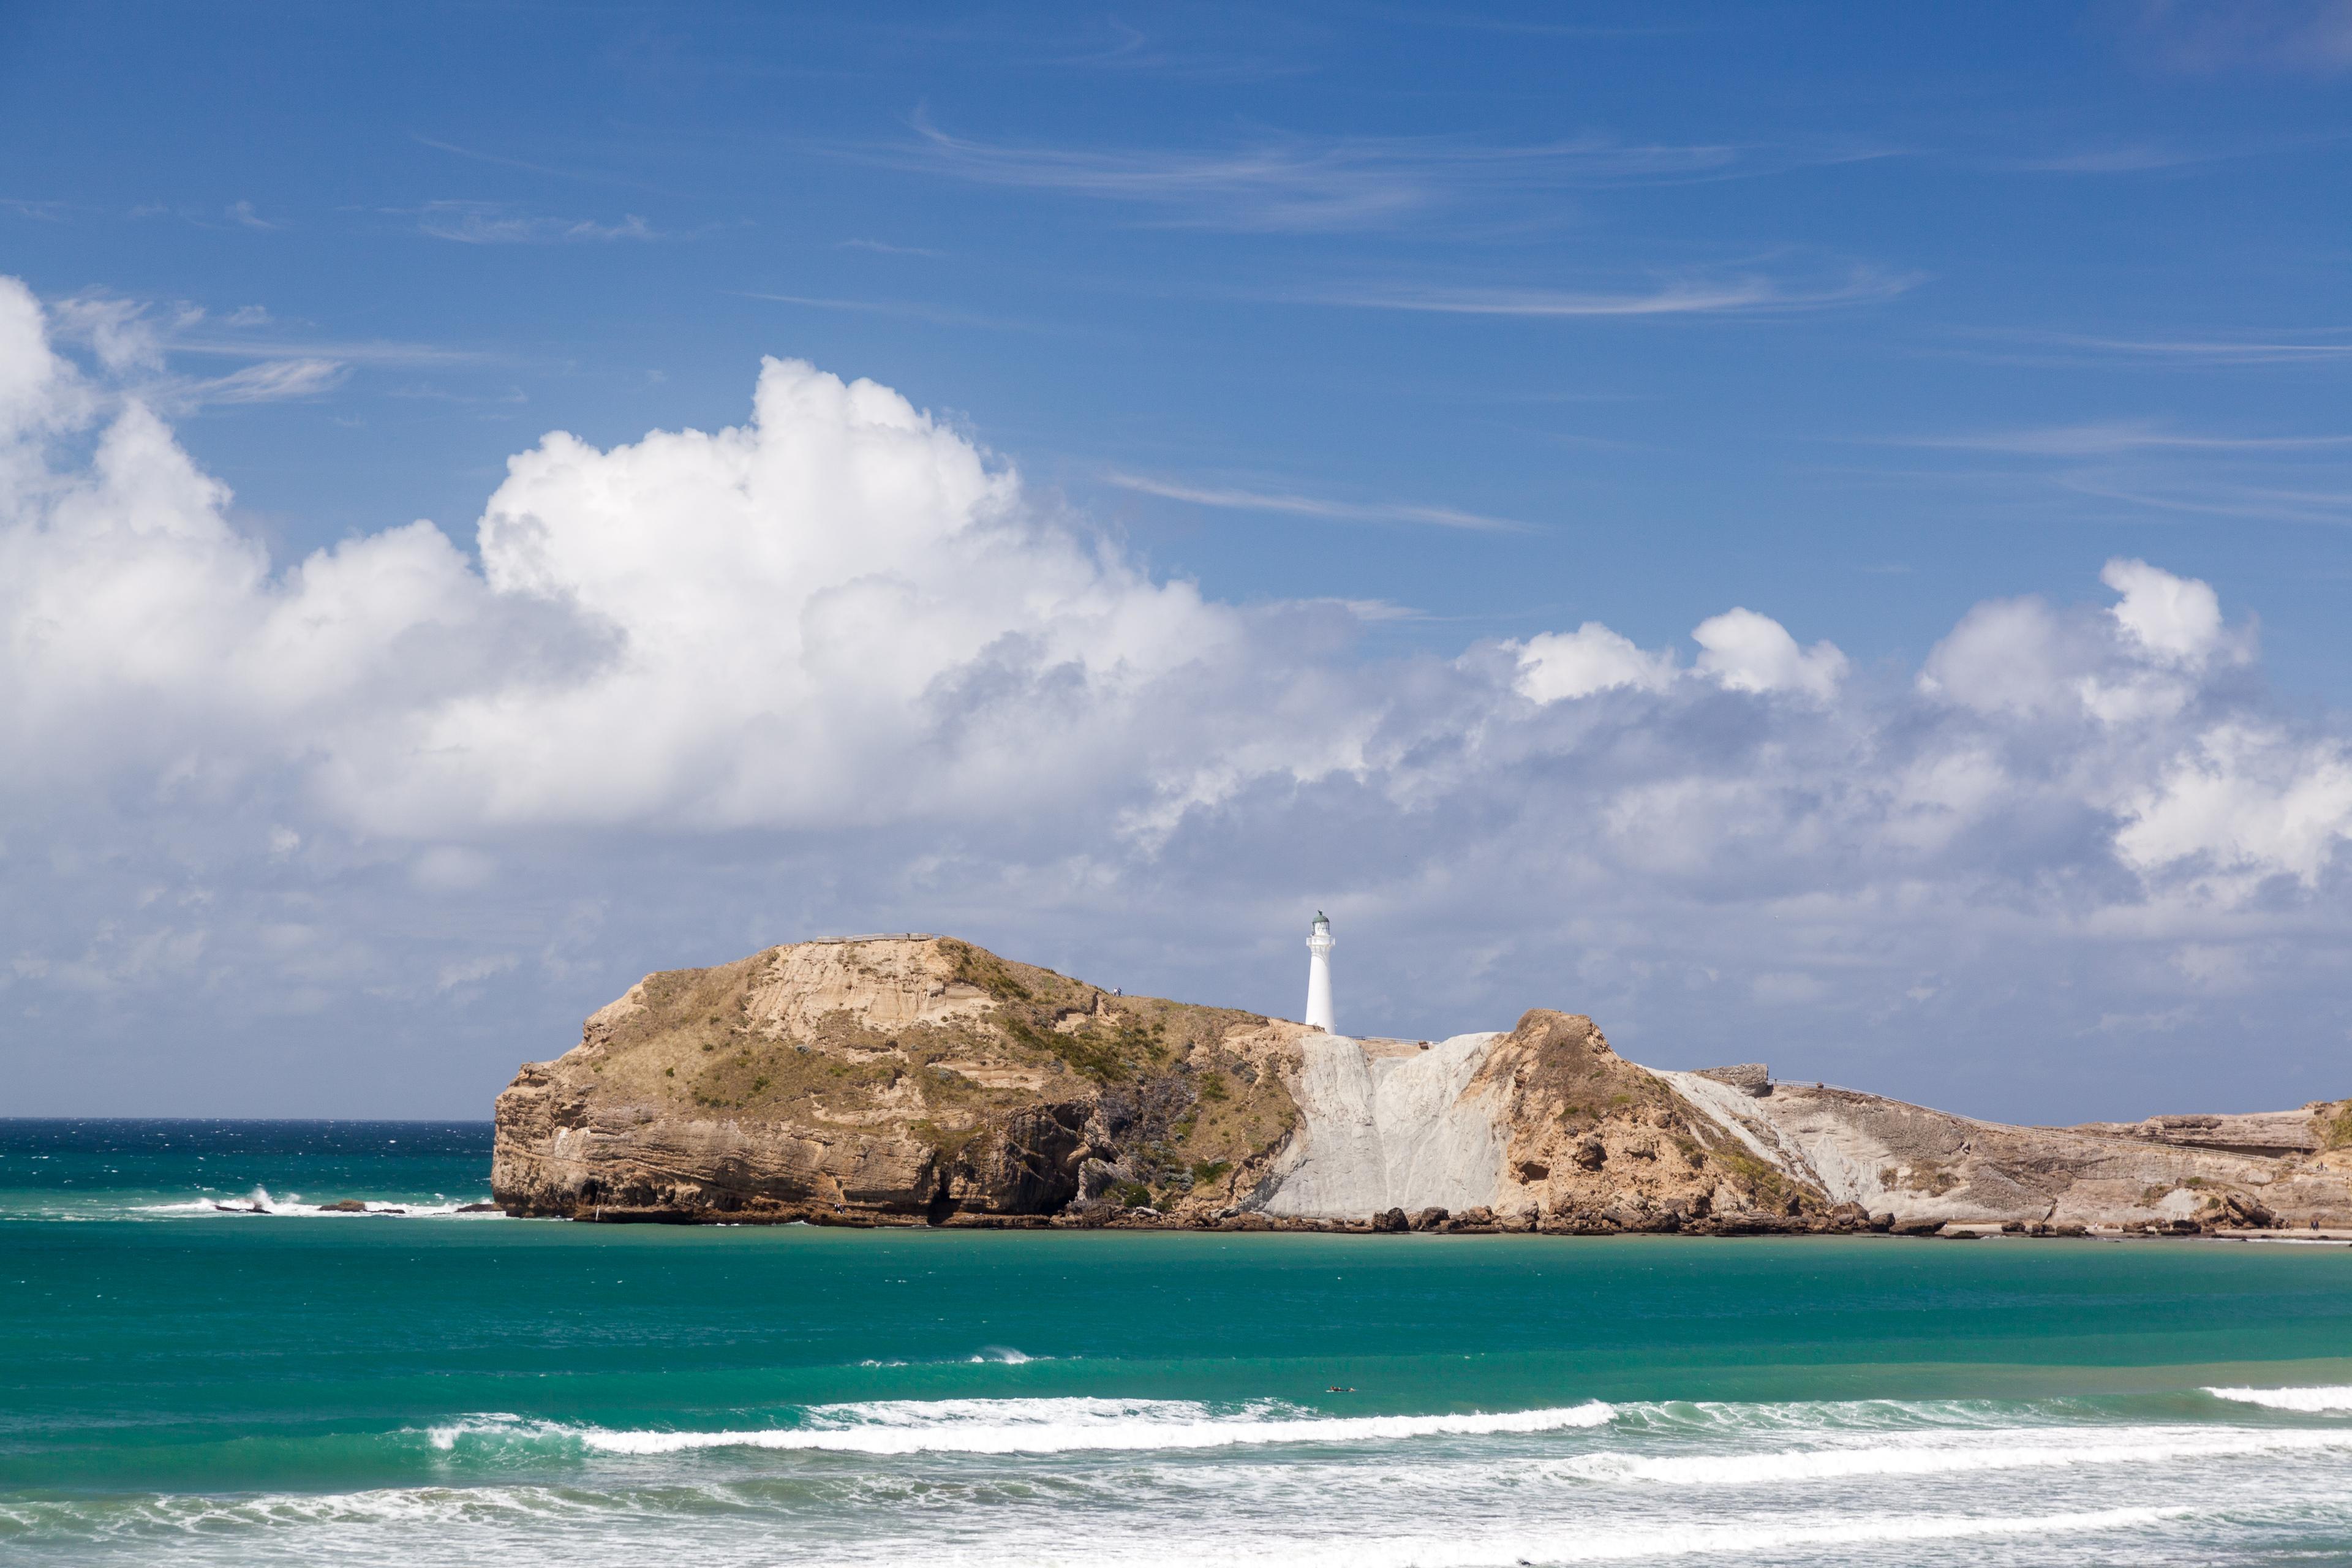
[910,1120,984,1163]
[943,941,1033,1001]
[1716,1145,1817,1209]
[1003,1012,1129,1082]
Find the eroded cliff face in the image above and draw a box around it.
[1257,1012,1840,1229]
[492,937,2352,1234]
[491,936,1310,1223]
[1659,1074,2352,1232]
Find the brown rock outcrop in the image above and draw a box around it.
[493,936,1307,1223]
[1667,1074,2352,1231]
[2066,1106,2336,1159]
[1472,1011,1831,1225]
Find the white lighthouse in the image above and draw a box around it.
[1303,911,1336,1033]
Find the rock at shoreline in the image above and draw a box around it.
[494,937,1308,1225]
[491,934,2352,1234]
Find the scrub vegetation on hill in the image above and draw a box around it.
[493,936,2352,1235]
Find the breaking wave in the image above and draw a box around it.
[427,1397,1616,1458]
[127,1185,497,1219]
[420,1391,2352,1467]
[1551,1424,2352,1485]
[2206,1384,2352,1412]
[1082,1506,2199,1568]
[0,1488,2201,1566]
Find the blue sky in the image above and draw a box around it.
[10,2,2351,675]
[4,2,2352,1120]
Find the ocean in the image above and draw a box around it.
[5,1118,2352,1566]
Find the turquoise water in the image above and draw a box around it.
[7,1121,2352,1565]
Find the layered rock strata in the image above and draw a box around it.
[491,935,2352,1234]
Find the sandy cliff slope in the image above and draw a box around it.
[492,935,2352,1232]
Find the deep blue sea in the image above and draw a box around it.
[6,1118,2352,1566]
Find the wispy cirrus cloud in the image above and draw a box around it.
[2009,144,2215,174]
[1322,598,1428,622]
[862,112,1876,233]
[1956,328,2352,367]
[42,293,350,408]
[1042,17,1307,81]
[47,294,175,371]
[387,382,529,407]
[1311,265,1920,319]
[173,358,347,407]
[2120,0,2352,75]
[47,290,503,385]
[1879,420,2352,527]
[837,237,944,257]
[411,135,669,192]
[2077,334,2352,364]
[167,334,503,368]
[1105,471,1532,533]
[413,200,662,244]
[1900,421,2352,456]
[1994,134,2345,176]
[737,291,1035,331]
[2055,475,2352,528]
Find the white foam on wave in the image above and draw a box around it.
[1061,1505,2197,1568]
[861,1350,1062,1369]
[433,1396,1615,1458]
[0,1480,687,1542]
[1551,1423,2352,1487]
[0,1489,2204,1566]
[1605,1395,2071,1436]
[425,1415,578,1452]
[2207,1384,2352,1412]
[132,1190,497,1219]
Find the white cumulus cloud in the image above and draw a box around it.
[6,271,2352,1122]
[2102,554,2237,668]
[1692,606,1849,699]
[1514,623,1677,702]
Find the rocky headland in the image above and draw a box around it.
[491,935,2352,1237]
